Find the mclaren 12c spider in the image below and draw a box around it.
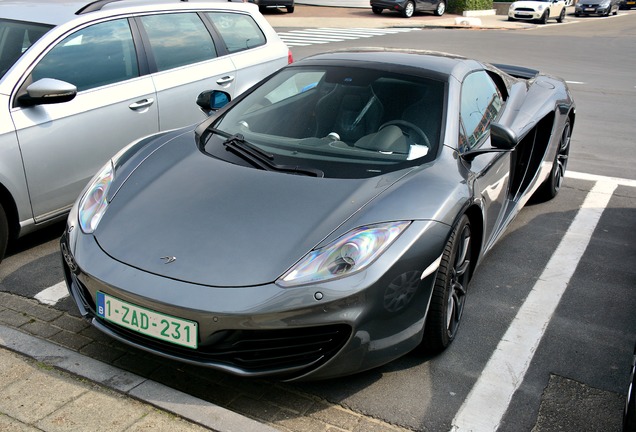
[61,49,575,381]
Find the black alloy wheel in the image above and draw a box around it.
[536,119,571,201]
[421,215,472,352]
[434,0,446,15]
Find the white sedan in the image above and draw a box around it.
[508,0,567,23]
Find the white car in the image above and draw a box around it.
[0,0,292,263]
[508,0,568,23]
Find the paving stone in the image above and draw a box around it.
[3,296,62,322]
[0,309,31,327]
[267,385,315,414]
[20,319,62,338]
[307,402,362,430]
[51,314,90,333]
[79,341,126,364]
[113,352,164,378]
[272,408,334,432]
[0,414,41,432]
[0,367,86,424]
[352,417,412,432]
[78,325,117,345]
[229,395,282,422]
[36,389,147,431]
[49,329,92,351]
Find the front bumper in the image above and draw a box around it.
[575,4,610,13]
[508,8,543,19]
[61,219,449,381]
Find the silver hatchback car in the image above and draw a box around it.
[0,0,291,262]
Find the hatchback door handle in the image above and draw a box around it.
[216,75,234,85]
[129,98,155,110]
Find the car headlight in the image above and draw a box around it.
[78,161,114,234]
[278,221,411,287]
[538,4,544,10]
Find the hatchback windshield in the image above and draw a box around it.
[0,19,51,79]
[208,65,445,179]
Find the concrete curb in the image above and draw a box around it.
[0,323,280,432]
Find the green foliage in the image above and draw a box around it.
[447,0,494,13]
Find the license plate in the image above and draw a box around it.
[585,7,595,10]
[96,291,198,349]
[628,1,635,4]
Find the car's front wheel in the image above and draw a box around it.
[557,7,566,22]
[422,215,472,352]
[539,10,549,23]
[0,203,8,264]
[403,0,415,17]
[286,5,294,12]
[372,6,383,14]
[536,119,571,201]
[434,0,446,16]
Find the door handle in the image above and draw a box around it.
[129,98,155,110]
[216,75,235,85]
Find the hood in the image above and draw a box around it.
[95,133,405,287]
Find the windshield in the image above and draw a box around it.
[0,19,51,80]
[209,65,445,179]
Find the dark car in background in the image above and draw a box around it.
[619,0,635,8]
[575,0,619,15]
[370,0,446,18]
[249,0,295,13]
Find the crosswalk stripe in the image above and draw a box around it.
[278,27,420,47]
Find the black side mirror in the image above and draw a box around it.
[196,90,230,114]
[17,78,77,107]
[460,123,517,162]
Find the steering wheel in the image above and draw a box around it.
[379,120,431,148]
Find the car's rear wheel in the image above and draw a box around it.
[372,6,383,14]
[434,0,446,16]
[422,215,472,352]
[0,203,8,264]
[536,119,571,201]
[286,5,294,12]
[403,1,415,17]
[557,7,566,22]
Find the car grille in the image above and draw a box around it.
[515,7,535,11]
[69,273,351,377]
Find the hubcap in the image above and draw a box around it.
[446,224,471,335]
[437,2,445,14]
[405,2,414,16]
[554,123,571,191]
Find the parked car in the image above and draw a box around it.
[508,0,567,23]
[625,344,636,432]
[0,0,291,263]
[370,0,446,18]
[575,0,619,15]
[249,0,295,13]
[61,48,575,381]
[619,0,635,9]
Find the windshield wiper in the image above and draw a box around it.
[222,133,324,178]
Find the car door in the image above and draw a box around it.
[457,70,510,249]
[136,12,237,130]
[10,18,158,222]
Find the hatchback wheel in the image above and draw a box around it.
[557,7,566,22]
[539,10,549,23]
[372,6,383,14]
[403,0,415,17]
[434,0,446,15]
[286,5,294,12]
[422,215,472,352]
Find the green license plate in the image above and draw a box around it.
[96,291,198,349]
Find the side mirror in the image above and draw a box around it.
[17,78,77,107]
[196,90,230,114]
[490,122,518,150]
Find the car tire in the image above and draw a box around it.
[536,119,571,201]
[625,347,636,432]
[557,7,566,21]
[540,10,549,23]
[508,16,515,20]
[286,5,294,12]
[0,203,8,264]
[372,6,383,14]
[434,0,446,16]
[575,11,580,15]
[403,1,415,17]
[421,214,472,353]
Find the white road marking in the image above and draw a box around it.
[278,27,419,47]
[568,170,636,187]
[34,281,69,305]
[451,179,618,432]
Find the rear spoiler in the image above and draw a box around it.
[492,63,540,80]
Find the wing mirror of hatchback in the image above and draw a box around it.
[17,78,77,107]
[460,122,518,161]
[197,90,231,115]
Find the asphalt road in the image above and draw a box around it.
[1,9,636,432]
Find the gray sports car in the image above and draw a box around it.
[61,49,575,381]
